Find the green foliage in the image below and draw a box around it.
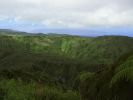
[79,72,94,81]
[43,86,80,100]
[80,53,133,100]
[0,33,132,100]
[1,35,132,66]
[0,79,35,100]
[111,56,133,86]
[0,79,80,100]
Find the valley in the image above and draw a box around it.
[0,30,132,100]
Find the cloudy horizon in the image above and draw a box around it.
[0,0,133,36]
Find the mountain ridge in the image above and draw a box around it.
[0,28,133,37]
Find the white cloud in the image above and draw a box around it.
[0,0,133,28]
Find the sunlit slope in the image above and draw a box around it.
[10,35,133,65]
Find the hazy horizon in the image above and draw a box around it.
[0,0,133,36]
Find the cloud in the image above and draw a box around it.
[0,0,133,29]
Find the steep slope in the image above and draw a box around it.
[79,36,133,64]
[1,35,133,68]
[0,34,133,65]
[10,35,133,64]
[0,36,81,87]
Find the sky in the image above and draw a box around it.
[0,0,133,36]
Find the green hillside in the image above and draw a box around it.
[6,35,133,65]
[0,31,132,100]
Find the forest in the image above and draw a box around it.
[0,30,132,100]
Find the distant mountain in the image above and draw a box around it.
[0,29,33,36]
[32,27,133,37]
[32,28,100,37]
[1,28,133,37]
[0,29,18,32]
[46,33,76,37]
[0,29,80,37]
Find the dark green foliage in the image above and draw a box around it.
[80,52,133,100]
[0,33,132,100]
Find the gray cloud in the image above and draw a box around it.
[0,0,133,28]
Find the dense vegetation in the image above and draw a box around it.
[0,30,133,100]
[80,52,133,100]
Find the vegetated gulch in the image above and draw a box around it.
[0,29,133,100]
